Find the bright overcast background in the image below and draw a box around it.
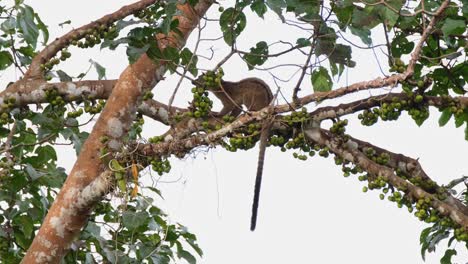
[2,0,468,263]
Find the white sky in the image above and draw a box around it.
[3,0,467,263]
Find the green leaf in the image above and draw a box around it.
[27,197,44,221]
[60,129,89,155]
[126,26,155,61]
[447,235,456,247]
[243,41,269,70]
[330,62,345,78]
[419,227,431,244]
[25,164,44,180]
[188,56,198,76]
[381,8,399,28]
[85,253,96,264]
[326,43,355,67]
[136,196,154,211]
[330,63,338,77]
[441,18,466,36]
[420,242,429,261]
[438,108,452,127]
[101,37,130,51]
[58,20,71,27]
[1,17,16,33]
[122,211,149,230]
[17,5,39,48]
[137,243,153,259]
[333,2,353,26]
[185,236,203,257]
[180,48,193,66]
[465,121,468,141]
[116,177,126,193]
[0,126,10,138]
[349,26,372,46]
[85,222,101,239]
[219,8,247,45]
[151,254,170,264]
[179,47,198,76]
[391,35,415,57]
[10,171,28,192]
[104,249,130,264]
[296,38,310,47]
[148,218,161,231]
[110,159,125,171]
[115,19,139,32]
[311,66,332,92]
[14,229,30,249]
[17,45,35,65]
[72,132,88,154]
[379,0,404,28]
[440,249,457,264]
[170,18,180,33]
[178,249,196,264]
[286,0,320,17]
[76,73,86,79]
[160,3,177,34]
[90,59,106,80]
[265,0,286,22]
[454,111,467,128]
[352,6,380,29]
[351,0,403,30]
[35,145,57,163]
[419,226,432,260]
[251,0,268,18]
[464,0,468,18]
[14,214,34,239]
[165,226,179,242]
[162,46,180,65]
[34,12,48,44]
[0,51,13,70]
[38,167,66,188]
[56,70,73,82]
[127,45,148,64]
[146,186,164,199]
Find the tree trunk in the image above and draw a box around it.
[21,1,213,263]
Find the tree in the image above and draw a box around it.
[0,0,467,263]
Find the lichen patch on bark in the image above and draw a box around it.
[49,216,65,238]
[33,251,52,263]
[38,237,52,249]
[66,82,91,96]
[30,89,46,101]
[107,117,124,138]
[49,206,76,238]
[74,170,85,178]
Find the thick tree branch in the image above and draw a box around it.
[304,128,468,229]
[24,0,159,79]
[0,79,186,125]
[1,80,116,105]
[308,93,468,121]
[346,134,468,216]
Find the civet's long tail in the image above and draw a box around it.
[250,120,272,231]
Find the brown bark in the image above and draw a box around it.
[21,1,213,263]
